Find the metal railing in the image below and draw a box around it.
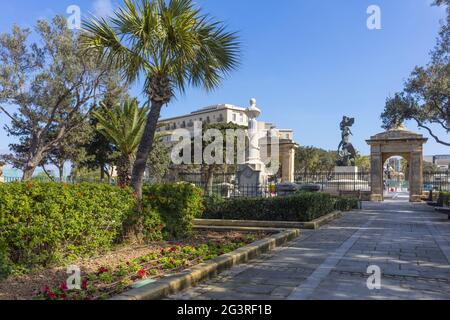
[423,170,450,192]
[294,171,371,192]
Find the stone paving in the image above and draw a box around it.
[168,201,450,300]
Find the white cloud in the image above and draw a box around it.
[92,0,114,18]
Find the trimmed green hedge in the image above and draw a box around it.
[0,182,136,276]
[439,192,450,207]
[333,196,360,211]
[142,183,204,239]
[203,192,359,222]
[204,192,332,222]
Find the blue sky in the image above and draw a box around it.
[0,0,448,160]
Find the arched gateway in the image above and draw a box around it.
[366,126,428,202]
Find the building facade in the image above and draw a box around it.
[157,104,294,142]
[156,103,297,183]
[424,154,450,170]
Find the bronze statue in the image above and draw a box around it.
[336,116,357,166]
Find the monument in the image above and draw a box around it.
[335,116,358,177]
[325,116,369,193]
[237,99,269,195]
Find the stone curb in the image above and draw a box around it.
[110,229,300,300]
[194,211,343,230]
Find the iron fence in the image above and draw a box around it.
[294,171,372,192]
[2,169,448,198]
[423,170,450,191]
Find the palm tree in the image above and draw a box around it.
[93,98,148,187]
[81,0,240,198]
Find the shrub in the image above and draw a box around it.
[439,192,450,207]
[0,182,136,277]
[333,196,360,211]
[142,183,204,239]
[203,192,336,222]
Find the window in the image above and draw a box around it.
[233,114,237,122]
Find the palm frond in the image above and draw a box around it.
[81,0,241,99]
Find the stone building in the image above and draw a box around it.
[157,103,298,183]
[157,104,294,142]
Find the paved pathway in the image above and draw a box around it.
[169,201,450,300]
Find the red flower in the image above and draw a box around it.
[98,266,109,274]
[42,286,50,294]
[59,293,67,300]
[47,291,56,300]
[161,248,166,255]
[60,282,68,292]
[170,247,176,253]
[81,279,89,290]
[137,269,146,279]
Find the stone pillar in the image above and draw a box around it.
[245,99,262,165]
[370,148,383,201]
[280,141,297,183]
[409,151,423,202]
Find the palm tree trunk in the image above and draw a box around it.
[117,153,133,187]
[131,100,164,198]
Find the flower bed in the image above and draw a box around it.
[0,231,268,300]
[0,182,205,279]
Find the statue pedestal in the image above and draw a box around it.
[324,166,369,192]
[334,166,358,179]
[238,163,268,197]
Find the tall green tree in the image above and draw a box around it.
[197,122,246,195]
[44,119,93,181]
[82,76,128,181]
[93,98,148,186]
[0,16,112,180]
[82,0,240,198]
[295,146,337,175]
[381,0,449,146]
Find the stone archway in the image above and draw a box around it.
[366,126,428,202]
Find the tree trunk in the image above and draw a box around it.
[117,153,132,187]
[131,100,164,198]
[58,162,64,182]
[22,154,44,181]
[100,165,105,182]
[206,165,215,196]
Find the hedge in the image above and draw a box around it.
[142,183,204,239]
[438,192,450,207]
[203,192,359,222]
[333,196,360,211]
[0,182,205,278]
[0,182,136,277]
[204,192,331,222]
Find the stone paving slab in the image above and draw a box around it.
[168,201,450,300]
